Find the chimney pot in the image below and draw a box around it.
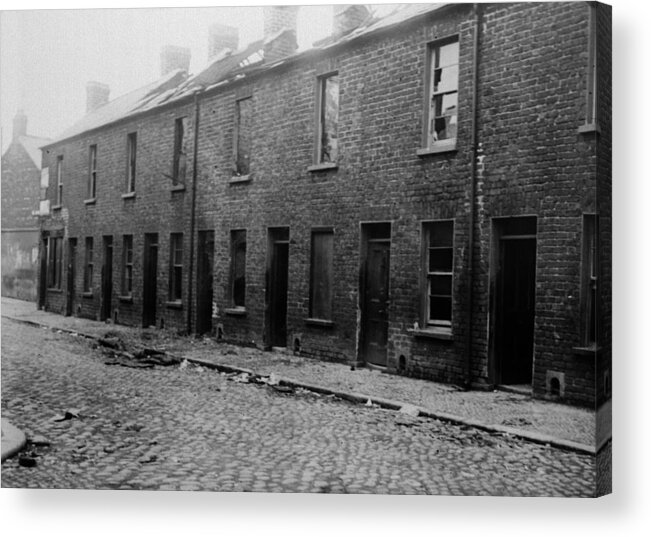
[12,110,27,140]
[333,4,370,36]
[263,5,299,63]
[208,24,239,63]
[86,81,110,113]
[160,45,191,77]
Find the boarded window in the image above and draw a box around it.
[234,98,252,176]
[121,235,133,297]
[318,73,339,163]
[47,236,63,289]
[426,39,459,147]
[581,215,598,345]
[309,230,334,320]
[56,156,63,205]
[84,237,94,292]
[169,233,183,301]
[126,132,137,193]
[172,117,188,184]
[230,230,246,307]
[423,221,454,328]
[88,145,97,199]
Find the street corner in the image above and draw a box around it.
[1,418,27,462]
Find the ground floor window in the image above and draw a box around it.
[168,233,183,302]
[47,236,63,289]
[422,220,454,331]
[121,234,133,297]
[230,229,246,308]
[581,214,598,345]
[309,229,334,320]
[83,237,94,293]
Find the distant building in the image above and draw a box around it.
[37,3,611,407]
[1,110,49,300]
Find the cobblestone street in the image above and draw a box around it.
[1,318,595,495]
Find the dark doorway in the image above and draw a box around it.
[196,230,214,335]
[143,233,158,328]
[38,235,48,309]
[493,217,537,385]
[360,223,391,367]
[100,236,113,321]
[65,238,77,316]
[267,227,289,348]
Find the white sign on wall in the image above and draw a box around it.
[40,168,49,188]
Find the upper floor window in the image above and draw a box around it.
[422,220,454,332]
[55,156,63,206]
[88,145,97,199]
[582,3,599,131]
[234,97,252,177]
[425,38,459,151]
[316,72,339,164]
[172,117,188,185]
[126,132,137,193]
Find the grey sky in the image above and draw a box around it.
[0,3,398,153]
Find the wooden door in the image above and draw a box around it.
[101,236,113,321]
[361,239,390,366]
[196,230,214,335]
[143,233,158,328]
[268,240,289,347]
[38,235,48,309]
[65,238,77,316]
[496,238,536,384]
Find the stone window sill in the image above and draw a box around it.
[51,204,62,211]
[170,185,186,193]
[407,327,453,341]
[84,198,96,205]
[47,288,63,294]
[224,307,247,316]
[119,295,133,303]
[578,122,601,135]
[82,291,93,298]
[121,192,136,200]
[165,301,183,310]
[307,162,338,173]
[229,174,251,184]
[305,318,334,328]
[572,344,602,357]
[417,139,457,157]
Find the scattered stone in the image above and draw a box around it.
[98,336,124,350]
[31,435,51,447]
[399,404,420,417]
[103,446,116,453]
[18,456,37,468]
[139,455,158,464]
[51,409,80,422]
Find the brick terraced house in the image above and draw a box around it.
[37,3,611,407]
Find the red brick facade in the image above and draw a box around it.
[38,3,611,407]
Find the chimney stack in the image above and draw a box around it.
[86,81,110,113]
[12,109,27,140]
[160,45,191,77]
[263,5,299,63]
[208,24,239,63]
[333,4,370,36]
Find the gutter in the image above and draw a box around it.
[465,3,482,388]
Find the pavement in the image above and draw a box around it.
[0,297,610,464]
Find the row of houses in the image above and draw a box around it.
[34,3,611,407]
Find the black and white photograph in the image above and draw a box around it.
[1,0,615,510]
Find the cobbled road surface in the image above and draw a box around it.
[1,318,595,495]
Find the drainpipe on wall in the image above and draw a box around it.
[186,89,202,334]
[465,3,482,389]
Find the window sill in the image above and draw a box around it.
[46,288,63,294]
[170,185,186,193]
[51,204,62,211]
[229,174,251,184]
[82,292,93,298]
[121,192,136,200]
[578,122,601,135]
[407,327,453,341]
[224,307,247,316]
[572,344,602,357]
[307,162,338,173]
[165,301,183,310]
[84,198,96,205]
[118,295,133,303]
[305,318,334,328]
[417,139,457,157]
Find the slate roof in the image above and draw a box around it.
[44,4,448,147]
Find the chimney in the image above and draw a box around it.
[208,24,239,63]
[12,110,27,140]
[263,5,299,63]
[160,45,191,77]
[86,81,110,113]
[333,4,370,36]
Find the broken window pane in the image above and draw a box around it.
[235,98,252,176]
[173,117,188,184]
[427,39,459,147]
[319,74,339,163]
[127,132,137,192]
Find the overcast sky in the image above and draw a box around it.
[0,3,400,152]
